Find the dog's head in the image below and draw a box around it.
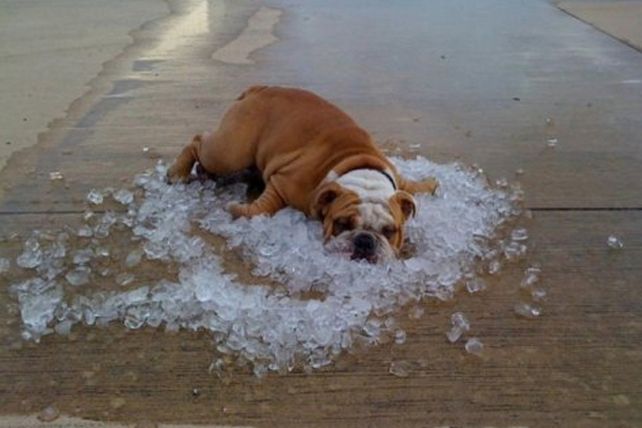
[311,170,415,263]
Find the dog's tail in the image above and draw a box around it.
[236,85,268,101]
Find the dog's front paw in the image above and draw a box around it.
[227,202,250,219]
[166,164,190,184]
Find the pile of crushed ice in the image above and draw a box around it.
[8,157,524,375]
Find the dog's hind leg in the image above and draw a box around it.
[167,134,204,183]
[168,92,264,183]
[228,181,285,218]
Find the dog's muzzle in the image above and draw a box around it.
[351,232,378,262]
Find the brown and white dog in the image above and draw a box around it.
[168,86,438,263]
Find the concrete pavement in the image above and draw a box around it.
[0,0,168,171]
[0,0,640,426]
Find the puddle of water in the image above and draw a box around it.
[6,157,524,376]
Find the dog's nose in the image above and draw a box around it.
[353,232,376,253]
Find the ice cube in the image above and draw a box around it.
[531,288,547,301]
[607,235,623,249]
[16,238,43,269]
[77,226,93,238]
[466,278,487,294]
[451,312,470,331]
[0,257,10,274]
[116,272,135,286]
[495,177,509,188]
[408,306,424,319]
[394,329,407,344]
[72,249,94,265]
[49,171,64,181]
[54,320,73,336]
[514,303,542,319]
[38,405,60,422]
[503,241,527,261]
[547,138,558,148]
[113,189,134,205]
[488,260,502,275]
[465,337,484,356]
[65,267,91,286]
[82,210,94,222]
[389,360,411,377]
[511,228,528,241]
[520,265,541,288]
[447,326,464,343]
[86,189,104,205]
[446,312,470,343]
[125,249,144,268]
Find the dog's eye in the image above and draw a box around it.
[333,218,352,235]
[381,225,397,239]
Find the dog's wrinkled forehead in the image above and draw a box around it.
[336,169,396,229]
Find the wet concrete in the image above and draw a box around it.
[0,0,641,426]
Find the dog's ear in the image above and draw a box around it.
[392,190,416,221]
[311,182,343,219]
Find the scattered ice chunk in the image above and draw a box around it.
[73,249,94,265]
[113,189,134,205]
[38,405,60,422]
[488,260,502,275]
[389,360,411,377]
[10,278,63,339]
[607,235,623,249]
[531,288,547,301]
[466,278,487,294]
[447,326,465,343]
[0,257,10,273]
[465,338,484,356]
[77,226,93,238]
[514,302,542,319]
[447,312,470,343]
[142,146,150,153]
[451,312,470,331]
[54,320,73,336]
[65,267,91,286]
[49,171,64,181]
[394,329,407,344]
[16,238,43,269]
[208,358,225,376]
[511,228,528,241]
[116,272,135,286]
[95,246,110,258]
[503,241,527,261]
[520,265,541,288]
[495,177,509,188]
[547,138,558,148]
[86,189,104,205]
[515,168,524,176]
[125,249,144,268]
[408,306,424,319]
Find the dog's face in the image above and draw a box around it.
[312,170,416,263]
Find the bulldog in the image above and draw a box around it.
[168,86,438,262]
